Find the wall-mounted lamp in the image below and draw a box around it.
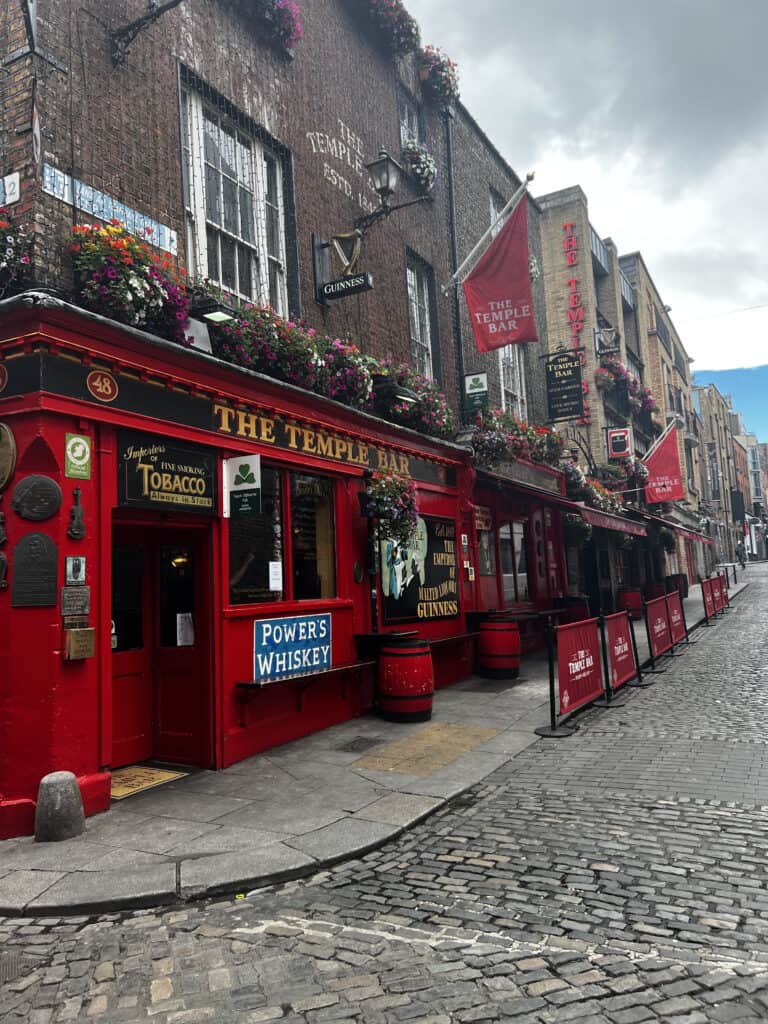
[189,297,237,324]
[313,148,431,295]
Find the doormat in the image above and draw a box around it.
[110,765,188,800]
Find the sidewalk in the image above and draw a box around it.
[0,574,750,917]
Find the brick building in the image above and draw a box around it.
[0,0,571,837]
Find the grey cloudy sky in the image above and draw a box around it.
[407,0,768,370]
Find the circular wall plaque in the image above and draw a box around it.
[0,364,8,394]
[0,423,17,491]
[86,369,119,403]
[10,475,63,521]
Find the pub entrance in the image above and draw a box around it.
[111,521,213,769]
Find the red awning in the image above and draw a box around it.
[632,509,715,546]
[676,527,715,546]
[581,508,647,536]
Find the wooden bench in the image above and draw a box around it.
[235,660,376,723]
[428,631,479,649]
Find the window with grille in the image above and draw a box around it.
[406,255,436,378]
[182,86,288,314]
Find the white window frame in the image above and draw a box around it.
[490,190,528,419]
[182,87,288,314]
[406,257,434,379]
[399,92,421,148]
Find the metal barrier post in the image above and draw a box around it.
[535,619,576,738]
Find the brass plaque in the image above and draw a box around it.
[11,475,62,521]
[64,628,95,661]
[11,532,58,606]
[61,585,91,616]
[0,423,16,491]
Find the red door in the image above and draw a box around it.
[111,541,152,766]
[111,528,211,768]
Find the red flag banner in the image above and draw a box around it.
[708,577,720,614]
[462,200,538,353]
[556,618,603,716]
[666,591,686,644]
[604,611,638,690]
[646,595,672,658]
[644,427,684,503]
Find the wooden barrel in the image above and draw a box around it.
[378,638,434,722]
[477,620,520,679]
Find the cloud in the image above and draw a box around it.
[406,0,768,374]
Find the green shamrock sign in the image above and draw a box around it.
[234,464,256,486]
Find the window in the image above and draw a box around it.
[498,520,529,603]
[490,190,528,419]
[500,346,527,420]
[406,254,436,378]
[489,190,506,237]
[398,91,421,147]
[182,85,288,313]
[228,467,335,606]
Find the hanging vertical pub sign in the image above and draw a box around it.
[223,454,262,517]
[546,349,583,422]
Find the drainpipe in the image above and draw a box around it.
[443,107,466,421]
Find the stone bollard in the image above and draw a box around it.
[34,771,85,842]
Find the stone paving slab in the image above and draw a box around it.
[0,576,750,916]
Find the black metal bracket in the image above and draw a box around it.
[111,0,185,66]
[353,195,431,235]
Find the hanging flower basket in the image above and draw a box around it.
[401,138,438,193]
[417,46,460,106]
[594,367,615,391]
[658,527,677,552]
[362,471,419,546]
[364,0,420,56]
[70,220,191,346]
[250,0,304,52]
[564,513,592,547]
[0,210,32,299]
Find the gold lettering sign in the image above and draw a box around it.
[213,403,410,475]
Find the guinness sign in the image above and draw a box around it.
[319,272,373,302]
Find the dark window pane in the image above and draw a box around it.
[478,530,496,577]
[290,473,335,600]
[266,202,280,259]
[206,225,219,281]
[222,175,238,235]
[205,163,220,224]
[112,546,143,652]
[268,259,281,311]
[237,244,254,299]
[203,111,219,167]
[239,188,254,242]
[158,546,195,648]
[229,467,283,605]
[220,234,236,290]
[220,123,237,179]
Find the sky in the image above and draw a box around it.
[693,366,768,442]
[406,0,768,381]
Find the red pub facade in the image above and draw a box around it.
[0,297,488,837]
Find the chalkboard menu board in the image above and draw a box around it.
[546,351,583,422]
[381,516,459,624]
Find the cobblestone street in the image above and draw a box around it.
[2,569,767,1023]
